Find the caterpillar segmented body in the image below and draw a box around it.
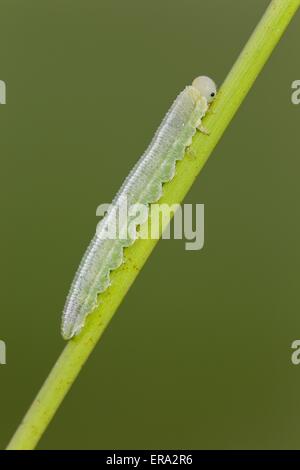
[61,76,217,339]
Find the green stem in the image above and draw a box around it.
[7,0,300,450]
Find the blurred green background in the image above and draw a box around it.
[0,0,299,450]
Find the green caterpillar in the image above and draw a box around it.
[61,76,217,340]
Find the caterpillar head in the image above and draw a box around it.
[192,76,217,104]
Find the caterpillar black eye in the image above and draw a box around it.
[192,76,217,103]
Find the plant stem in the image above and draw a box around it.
[7,0,300,450]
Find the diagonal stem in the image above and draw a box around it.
[7,0,300,450]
